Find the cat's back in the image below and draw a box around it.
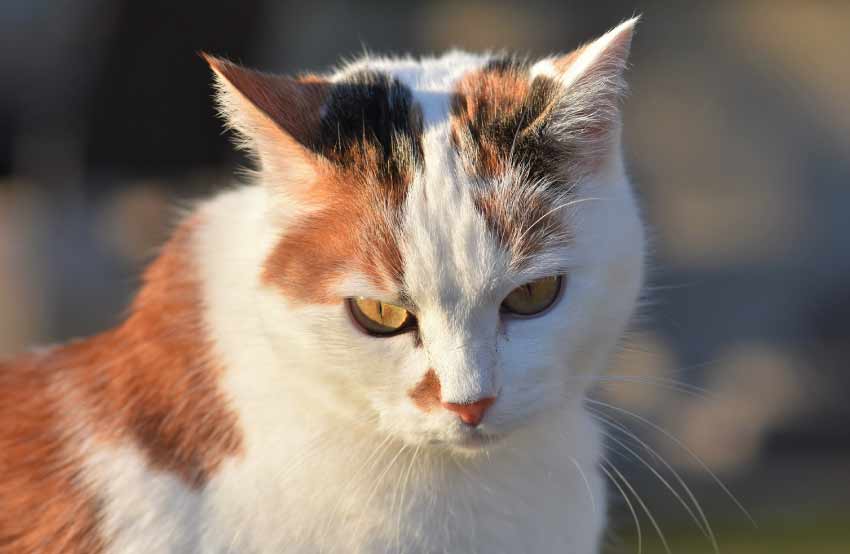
[0,350,105,553]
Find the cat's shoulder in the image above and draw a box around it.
[0,346,105,554]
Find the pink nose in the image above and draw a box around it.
[441,397,496,426]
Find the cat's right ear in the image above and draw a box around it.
[202,54,329,186]
[529,18,638,175]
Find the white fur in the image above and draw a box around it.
[87,20,644,554]
[84,443,202,554]
[547,17,638,91]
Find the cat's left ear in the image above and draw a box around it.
[203,54,329,188]
[532,17,638,169]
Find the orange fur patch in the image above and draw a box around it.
[0,355,105,554]
[207,60,423,305]
[408,368,442,412]
[263,164,404,304]
[204,54,329,149]
[100,219,242,485]
[451,62,534,179]
[450,59,559,181]
[451,59,571,265]
[0,217,243,551]
[261,105,420,304]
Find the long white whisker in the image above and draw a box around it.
[352,444,409,541]
[588,398,757,528]
[569,455,597,515]
[322,433,396,537]
[604,459,671,554]
[599,458,643,554]
[590,406,720,550]
[579,374,716,400]
[514,197,601,249]
[591,409,719,553]
[394,443,421,552]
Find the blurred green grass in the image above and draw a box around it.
[607,512,850,554]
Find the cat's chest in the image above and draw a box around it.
[199,432,605,554]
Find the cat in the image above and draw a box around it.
[0,17,645,554]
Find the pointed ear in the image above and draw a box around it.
[531,17,638,168]
[202,54,329,184]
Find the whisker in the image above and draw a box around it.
[324,432,396,534]
[351,444,410,541]
[591,409,719,553]
[642,283,699,291]
[571,374,716,400]
[513,197,602,251]
[591,408,718,546]
[599,458,643,554]
[603,459,671,554]
[507,107,529,165]
[568,455,598,515]
[588,398,757,528]
[394,443,421,552]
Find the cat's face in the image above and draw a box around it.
[209,20,644,452]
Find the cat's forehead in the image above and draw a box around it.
[261,53,574,305]
[343,55,569,297]
[326,53,564,181]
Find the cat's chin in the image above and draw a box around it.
[422,428,506,455]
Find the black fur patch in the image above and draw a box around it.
[480,55,528,75]
[450,58,562,183]
[511,75,563,182]
[315,70,423,184]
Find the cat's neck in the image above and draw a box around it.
[28,210,244,489]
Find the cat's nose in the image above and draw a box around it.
[441,397,496,426]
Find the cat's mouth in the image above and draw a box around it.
[427,427,504,452]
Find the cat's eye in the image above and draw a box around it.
[501,276,563,317]
[348,298,416,336]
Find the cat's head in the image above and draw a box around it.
[206,19,644,453]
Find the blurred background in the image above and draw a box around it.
[1,1,848,552]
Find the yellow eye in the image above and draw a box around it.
[348,298,415,336]
[501,276,563,316]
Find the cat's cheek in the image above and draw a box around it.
[372,401,442,445]
[495,312,576,424]
[369,364,475,446]
[361,357,437,441]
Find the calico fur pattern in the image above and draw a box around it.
[0,19,645,554]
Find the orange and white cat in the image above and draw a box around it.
[0,19,644,554]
